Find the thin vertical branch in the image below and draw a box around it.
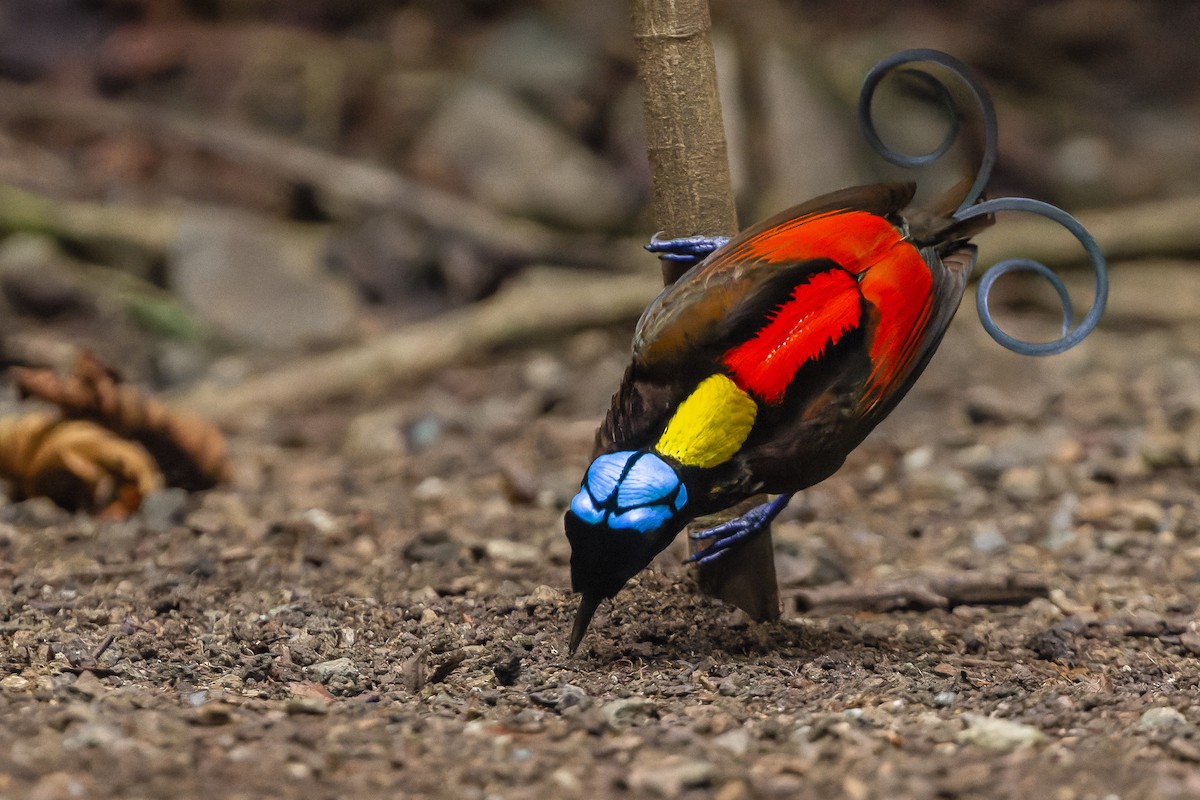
[630,0,780,622]
[631,0,738,285]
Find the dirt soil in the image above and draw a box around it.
[2,273,1199,800]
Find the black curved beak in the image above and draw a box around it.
[568,592,602,654]
[562,508,683,655]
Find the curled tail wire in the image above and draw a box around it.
[858,49,1108,356]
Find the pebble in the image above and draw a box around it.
[412,82,631,229]
[1121,499,1164,532]
[408,415,443,452]
[191,703,236,726]
[712,727,751,755]
[307,658,358,684]
[528,682,590,713]
[285,697,330,716]
[902,446,934,472]
[412,477,448,503]
[344,408,407,460]
[1043,494,1079,550]
[957,714,1047,751]
[601,696,658,729]
[0,674,31,691]
[522,354,568,393]
[971,523,1009,554]
[933,691,958,708]
[28,771,94,800]
[626,756,714,798]
[483,538,540,565]
[138,488,190,532]
[527,585,562,605]
[717,673,745,697]
[69,671,107,700]
[999,466,1044,502]
[169,211,357,348]
[1136,706,1187,732]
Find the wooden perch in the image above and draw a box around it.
[632,0,780,623]
[632,0,738,286]
[784,572,1049,614]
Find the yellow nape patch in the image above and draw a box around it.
[655,374,757,468]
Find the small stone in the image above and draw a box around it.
[1122,499,1164,532]
[551,767,583,793]
[285,697,330,716]
[957,714,1047,751]
[601,697,658,729]
[407,415,443,451]
[1136,706,1187,732]
[169,211,357,347]
[484,538,540,565]
[0,497,70,527]
[69,671,106,700]
[0,674,31,691]
[714,780,750,800]
[964,384,1048,424]
[344,409,407,460]
[1179,631,1200,656]
[527,585,562,605]
[62,721,122,749]
[28,771,94,800]
[412,477,447,503]
[307,657,358,684]
[474,14,600,109]
[302,508,337,535]
[1043,494,1079,550]
[191,702,236,726]
[717,673,745,697]
[999,466,1044,502]
[712,727,750,755]
[528,683,590,713]
[626,756,714,798]
[1166,738,1200,762]
[933,691,958,707]
[138,487,190,532]
[522,354,567,393]
[902,446,934,472]
[971,523,1009,554]
[412,82,632,230]
[1140,432,1186,469]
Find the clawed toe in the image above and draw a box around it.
[645,234,731,268]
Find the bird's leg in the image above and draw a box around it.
[686,493,794,565]
[645,233,731,270]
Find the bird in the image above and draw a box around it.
[564,181,992,653]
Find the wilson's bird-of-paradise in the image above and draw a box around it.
[563,50,1108,654]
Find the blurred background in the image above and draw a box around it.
[0,0,1195,389]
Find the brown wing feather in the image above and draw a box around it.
[632,183,917,370]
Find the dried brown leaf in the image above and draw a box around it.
[13,352,231,489]
[0,413,162,518]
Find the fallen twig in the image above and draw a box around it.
[785,572,1049,613]
[176,267,661,426]
[0,79,629,268]
[974,195,1200,266]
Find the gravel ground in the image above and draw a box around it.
[1,266,1199,800]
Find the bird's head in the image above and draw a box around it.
[563,449,690,653]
